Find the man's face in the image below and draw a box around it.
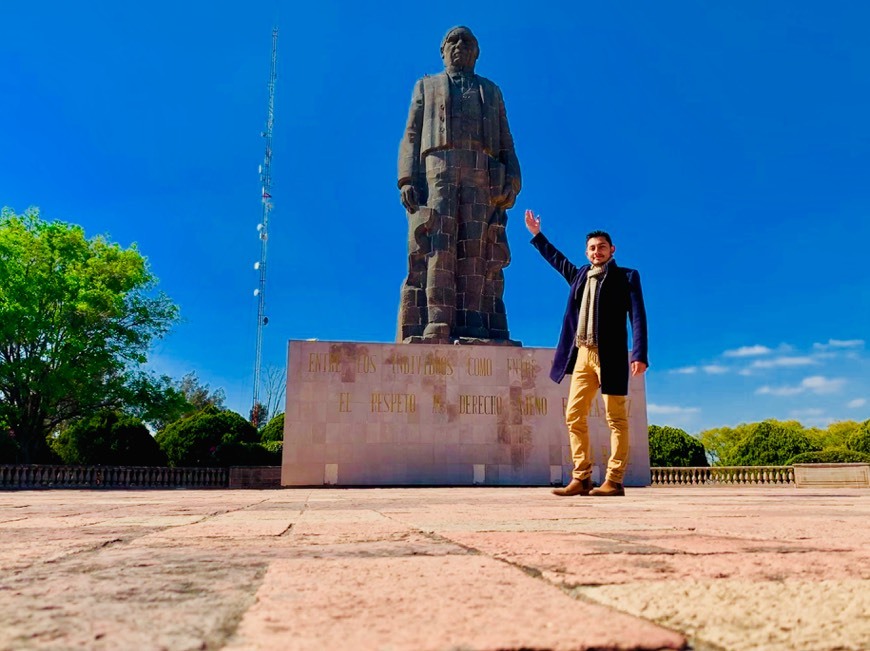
[441,31,478,71]
[586,237,615,265]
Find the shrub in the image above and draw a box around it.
[214,441,280,466]
[648,425,708,467]
[260,412,284,443]
[52,411,166,466]
[846,419,870,454]
[786,448,870,465]
[155,406,258,467]
[730,420,820,466]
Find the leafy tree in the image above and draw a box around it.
[808,420,860,450]
[155,406,258,467]
[51,410,166,466]
[648,425,708,467]
[846,419,870,454]
[729,420,820,466]
[787,449,870,465]
[177,371,225,411]
[0,208,178,461]
[260,412,284,443]
[698,424,748,465]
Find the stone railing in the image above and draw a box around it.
[0,464,229,490]
[651,466,795,486]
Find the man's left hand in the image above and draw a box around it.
[631,362,648,376]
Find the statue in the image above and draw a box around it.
[397,26,521,343]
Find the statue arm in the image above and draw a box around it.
[497,87,521,195]
[398,79,425,190]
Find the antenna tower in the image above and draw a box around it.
[252,27,278,426]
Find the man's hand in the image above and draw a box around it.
[631,361,648,376]
[524,209,541,236]
[400,184,419,213]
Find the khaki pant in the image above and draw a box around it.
[564,346,630,483]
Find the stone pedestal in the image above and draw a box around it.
[281,340,650,487]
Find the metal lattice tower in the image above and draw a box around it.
[252,27,278,426]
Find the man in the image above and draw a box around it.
[524,210,648,496]
[397,26,521,342]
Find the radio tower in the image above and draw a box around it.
[251,27,278,427]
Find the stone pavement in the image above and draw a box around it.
[0,487,867,651]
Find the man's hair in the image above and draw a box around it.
[586,230,613,246]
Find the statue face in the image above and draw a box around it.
[441,29,478,72]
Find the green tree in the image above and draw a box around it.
[648,425,709,467]
[729,420,820,466]
[807,420,860,450]
[51,410,167,466]
[846,419,870,454]
[260,412,284,443]
[0,208,178,461]
[155,406,258,467]
[698,424,748,465]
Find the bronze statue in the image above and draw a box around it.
[397,26,521,343]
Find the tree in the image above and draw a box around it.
[260,412,284,443]
[177,371,225,411]
[846,419,870,454]
[808,420,860,450]
[155,406,258,467]
[51,410,167,466]
[0,208,178,461]
[729,420,820,466]
[648,425,709,467]
[698,424,747,465]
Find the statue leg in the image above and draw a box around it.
[423,153,458,340]
[455,157,491,339]
[484,217,511,340]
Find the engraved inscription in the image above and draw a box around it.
[520,395,547,416]
[356,355,377,373]
[389,353,453,375]
[338,392,352,413]
[371,392,417,414]
[308,352,341,373]
[466,357,492,377]
[507,358,538,379]
[459,394,502,415]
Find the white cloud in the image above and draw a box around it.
[723,345,772,358]
[756,375,846,397]
[702,365,728,374]
[813,339,864,351]
[750,356,816,369]
[756,385,803,396]
[647,404,700,415]
[846,398,866,409]
[670,366,698,374]
[801,376,846,394]
[738,369,753,376]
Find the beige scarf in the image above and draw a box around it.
[575,263,607,348]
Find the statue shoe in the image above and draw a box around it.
[423,322,451,339]
[589,480,625,497]
[551,477,593,497]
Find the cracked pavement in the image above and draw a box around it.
[0,486,867,650]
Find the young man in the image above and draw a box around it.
[525,210,648,496]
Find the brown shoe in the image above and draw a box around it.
[589,480,625,496]
[552,477,593,497]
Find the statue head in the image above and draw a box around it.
[440,26,479,73]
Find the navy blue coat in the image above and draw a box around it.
[531,233,648,395]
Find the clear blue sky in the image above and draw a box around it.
[2,1,868,434]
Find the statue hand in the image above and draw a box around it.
[400,184,419,213]
[494,186,517,210]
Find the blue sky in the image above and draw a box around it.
[2,1,868,434]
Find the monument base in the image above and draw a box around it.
[402,336,522,347]
[281,340,650,487]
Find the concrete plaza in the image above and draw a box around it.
[0,486,867,651]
